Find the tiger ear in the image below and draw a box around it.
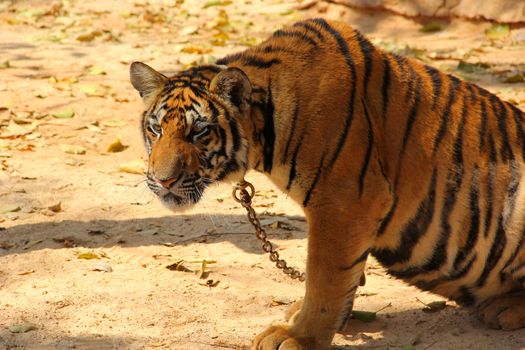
[210,67,252,112]
[130,62,167,101]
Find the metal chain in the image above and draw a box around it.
[233,180,306,282]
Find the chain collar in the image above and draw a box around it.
[233,180,306,282]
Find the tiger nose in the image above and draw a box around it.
[155,175,181,189]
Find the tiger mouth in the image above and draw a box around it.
[147,175,210,209]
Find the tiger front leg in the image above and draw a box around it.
[252,209,373,350]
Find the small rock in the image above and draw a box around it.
[92,261,112,272]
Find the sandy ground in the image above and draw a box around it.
[1,0,525,349]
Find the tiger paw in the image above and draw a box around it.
[478,291,525,330]
[252,324,317,350]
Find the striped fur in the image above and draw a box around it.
[131,19,525,349]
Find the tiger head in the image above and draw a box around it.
[130,62,252,210]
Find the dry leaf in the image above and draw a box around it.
[52,109,75,119]
[87,65,106,75]
[8,323,37,333]
[106,138,128,153]
[485,24,510,40]
[101,119,126,127]
[78,83,107,97]
[76,31,102,42]
[1,121,36,138]
[18,270,35,276]
[166,260,193,272]
[77,252,100,259]
[61,144,86,155]
[0,204,21,213]
[48,202,62,213]
[119,159,145,174]
[419,22,442,33]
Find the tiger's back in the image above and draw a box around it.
[131,18,525,349]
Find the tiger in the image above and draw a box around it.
[130,18,525,350]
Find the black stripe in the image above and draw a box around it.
[401,77,422,152]
[377,196,398,236]
[477,217,507,287]
[293,21,325,42]
[410,255,477,291]
[493,96,514,161]
[355,31,374,96]
[358,99,374,196]
[422,96,467,271]
[405,65,417,102]
[484,137,496,237]
[216,54,281,69]
[273,29,318,48]
[311,18,357,170]
[372,170,437,266]
[432,76,461,155]
[223,108,240,153]
[501,229,525,283]
[393,55,407,83]
[479,98,488,151]
[425,65,442,110]
[456,287,476,306]
[477,162,519,287]
[282,102,300,164]
[303,151,326,207]
[286,134,304,190]
[453,166,480,271]
[339,250,369,271]
[508,101,525,160]
[262,82,275,173]
[381,56,391,121]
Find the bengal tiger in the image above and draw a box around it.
[130,18,525,350]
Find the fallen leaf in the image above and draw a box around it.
[87,65,106,75]
[485,23,510,40]
[416,297,447,313]
[1,121,35,138]
[203,0,232,8]
[419,22,442,33]
[181,45,212,54]
[17,270,35,275]
[65,158,84,166]
[76,31,102,42]
[77,252,100,259]
[0,60,10,69]
[270,297,294,306]
[179,25,199,36]
[106,138,128,153]
[61,144,86,155]
[52,109,75,119]
[0,204,21,213]
[78,83,107,97]
[166,260,193,272]
[101,119,126,127]
[119,159,145,174]
[457,60,490,73]
[47,202,62,213]
[503,73,524,84]
[8,323,37,333]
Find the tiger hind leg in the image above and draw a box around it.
[477,288,525,330]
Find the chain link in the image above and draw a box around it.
[233,180,306,282]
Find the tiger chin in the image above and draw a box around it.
[131,18,525,350]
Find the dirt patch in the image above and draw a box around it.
[1,1,525,349]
